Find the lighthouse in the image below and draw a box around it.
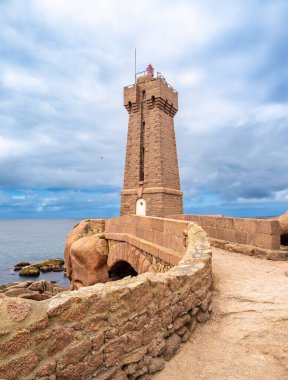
[120,65,183,217]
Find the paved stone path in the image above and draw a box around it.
[155,248,288,380]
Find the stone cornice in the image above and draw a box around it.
[121,187,183,196]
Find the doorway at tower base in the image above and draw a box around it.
[121,187,183,217]
[136,198,146,216]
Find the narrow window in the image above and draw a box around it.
[142,90,146,100]
[139,121,145,181]
[152,96,155,107]
[128,101,132,113]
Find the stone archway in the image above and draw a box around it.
[107,241,155,276]
[109,260,138,281]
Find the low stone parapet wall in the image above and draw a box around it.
[105,232,180,266]
[105,215,189,255]
[170,214,281,250]
[0,223,212,380]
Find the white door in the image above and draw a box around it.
[136,198,146,216]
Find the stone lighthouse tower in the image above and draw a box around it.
[120,65,183,217]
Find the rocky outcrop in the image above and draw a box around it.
[15,259,65,277]
[64,219,107,289]
[69,234,109,290]
[276,210,288,244]
[0,280,67,301]
[64,219,105,279]
[19,266,40,277]
[14,262,31,271]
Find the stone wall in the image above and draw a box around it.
[105,215,188,257]
[0,223,212,380]
[170,214,281,250]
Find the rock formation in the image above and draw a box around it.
[64,219,108,289]
[0,280,66,301]
[69,234,109,290]
[276,210,288,245]
[14,259,65,277]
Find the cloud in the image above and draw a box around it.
[0,0,287,217]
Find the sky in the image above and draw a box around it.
[0,0,287,218]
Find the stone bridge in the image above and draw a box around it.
[0,216,213,380]
[65,215,189,290]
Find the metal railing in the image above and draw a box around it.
[124,70,177,93]
[156,72,177,93]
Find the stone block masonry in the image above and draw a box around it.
[169,214,288,260]
[0,222,212,380]
[121,71,183,217]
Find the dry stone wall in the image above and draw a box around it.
[0,222,212,380]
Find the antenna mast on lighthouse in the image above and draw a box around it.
[134,48,137,84]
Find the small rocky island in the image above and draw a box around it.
[0,259,69,301]
[14,258,65,277]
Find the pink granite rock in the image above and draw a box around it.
[64,220,99,280]
[69,234,109,290]
[277,211,288,235]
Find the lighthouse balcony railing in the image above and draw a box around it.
[124,71,177,94]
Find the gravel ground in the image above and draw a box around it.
[154,248,288,380]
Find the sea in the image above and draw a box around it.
[0,219,79,287]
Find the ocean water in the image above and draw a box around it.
[0,219,79,287]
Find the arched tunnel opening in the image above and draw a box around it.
[281,234,288,246]
[109,260,138,281]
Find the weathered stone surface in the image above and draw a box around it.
[5,296,31,321]
[0,330,31,358]
[47,327,76,355]
[64,219,105,281]
[92,332,104,350]
[47,297,71,317]
[122,347,147,365]
[276,210,288,245]
[197,311,210,323]
[130,363,148,379]
[104,331,143,366]
[37,359,56,377]
[81,353,103,378]
[57,339,92,369]
[94,366,119,380]
[19,265,40,277]
[2,280,66,301]
[28,315,49,331]
[148,357,165,374]
[33,329,52,345]
[59,299,90,322]
[176,326,188,336]
[172,314,191,331]
[180,329,190,342]
[276,211,288,235]
[163,334,181,360]
[0,352,38,380]
[69,234,109,290]
[14,262,31,271]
